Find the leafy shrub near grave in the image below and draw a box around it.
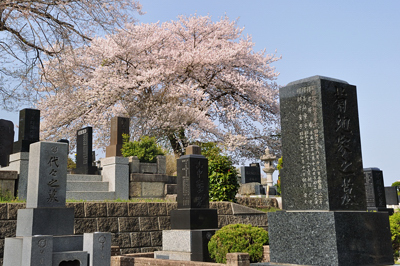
[208,224,269,263]
[390,212,400,260]
[199,142,240,202]
[391,181,400,195]
[121,134,165,163]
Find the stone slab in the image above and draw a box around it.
[162,229,216,256]
[101,156,129,200]
[0,119,14,167]
[170,208,218,230]
[26,141,68,208]
[16,207,74,236]
[4,235,53,266]
[364,168,387,208]
[5,152,29,200]
[268,211,393,266]
[385,186,399,205]
[130,173,169,182]
[13,109,40,153]
[83,232,112,266]
[0,170,18,180]
[53,235,83,252]
[101,156,129,166]
[280,76,366,211]
[142,182,165,197]
[176,154,209,209]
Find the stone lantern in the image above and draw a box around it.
[260,148,276,187]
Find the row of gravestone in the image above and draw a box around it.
[0,109,130,174]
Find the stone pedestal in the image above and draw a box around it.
[101,156,129,200]
[0,171,17,196]
[2,152,30,200]
[269,211,393,265]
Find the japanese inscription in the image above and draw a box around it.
[296,85,323,205]
[47,146,60,203]
[334,87,356,206]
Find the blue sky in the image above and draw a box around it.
[2,1,400,186]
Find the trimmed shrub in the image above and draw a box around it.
[208,224,268,263]
[121,134,165,163]
[390,211,400,260]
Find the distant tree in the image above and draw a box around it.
[35,15,281,159]
[0,0,143,110]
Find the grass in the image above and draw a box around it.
[255,207,280,213]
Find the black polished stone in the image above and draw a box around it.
[240,164,261,184]
[176,154,209,209]
[57,139,69,154]
[0,119,14,167]
[13,108,40,153]
[385,186,399,205]
[268,211,393,266]
[170,208,218,230]
[75,127,97,174]
[364,168,390,212]
[280,76,366,211]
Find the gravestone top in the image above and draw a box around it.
[13,108,40,153]
[0,119,14,167]
[364,167,386,209]
[75,126,97,174]
[26,141,68,208]
[280,75,366,211]
[240,164,261,184]
[106,117,129,157]
[109,117,129,145]
[185,145,201,155]
[177,151,209,209]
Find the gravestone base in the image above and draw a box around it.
[367,207,394,216]
[1,152,29,200]
[16,207,75,236]
[0,171,17,196]
[268,211,393,266]
[170,208,218,230]
[154,229,216,262]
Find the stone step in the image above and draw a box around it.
[66,181,109,192]
[67,174,102,181]
[66,191,116,201]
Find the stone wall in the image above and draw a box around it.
[0,201,269,265]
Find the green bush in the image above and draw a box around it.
[121,134,165,163]
[208,224,269,263]
[390,212,400,260]
[276,157,282,195]
[200,142,239,202]
[392,181,400,196]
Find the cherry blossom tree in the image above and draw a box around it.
[35,15,281,160]
[0,0,143,110]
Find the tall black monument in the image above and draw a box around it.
[268,76,393,265]
[13,109,40,153]
[75,127,97,174]
[0,119,14,167]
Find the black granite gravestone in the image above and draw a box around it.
[268,76,393,266]
[57,139,69,154]
[364,168,392,214]
[240,163,261,184]
[13,109,40,153]
[171,145,217,230]
[106,117,130,157]
[75,127,97,174]
[0,119,14,167]
[385,186,399,205]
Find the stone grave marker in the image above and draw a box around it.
[106,116,129,157]
[240,163,261,184]
[0,119,14,167]
[3,141,111,266]
[75,126,97,174]
[268,76,393,265]
[385,186,399,205]
[364,168,393,214]
[154,145,218,262]
[13,108,40,153]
